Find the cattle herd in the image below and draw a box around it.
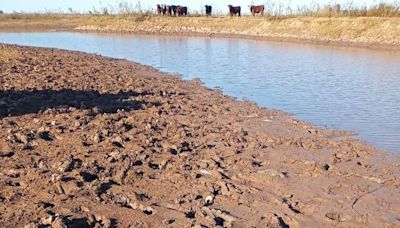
[156,4,187,16]
[156,4,265,17]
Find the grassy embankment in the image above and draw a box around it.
[1,2,400,47]
[76,15,400,45]
[0,13,90,31]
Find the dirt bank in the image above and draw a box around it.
[75,16,400,50]
[1,14,400,50]
[0,14,87,32]
[0,44,399,227]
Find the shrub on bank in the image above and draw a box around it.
[0,45,19,64]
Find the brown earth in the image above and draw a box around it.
[0,45,399,227]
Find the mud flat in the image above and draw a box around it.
[0,44,399,227]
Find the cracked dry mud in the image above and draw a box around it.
[0,45,399,227]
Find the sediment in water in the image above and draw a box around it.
[0,44,399,227]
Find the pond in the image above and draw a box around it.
[1,32,399,152]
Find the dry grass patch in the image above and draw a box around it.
[0,45,19,63]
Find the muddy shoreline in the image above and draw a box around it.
[1,44,399,227]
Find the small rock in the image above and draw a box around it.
[52,217,68,228]
[111,136,124,147]
[24,223,38,228]
[212,208,236,222]
[41,215,55,225]
[62,181,80,195]
[108,151,121,162]
[57,160,72,173]
[128,201,138,209]
[325,212,351,222]
[257,169,286,178]
[81,206,90,212]
[14,133,29,144]
[55,182,65,194]
[102,218,112,228]
[51,174,62,183]
[87,213,96,225]
[113,136,123,144]
[7,169,20,178]
[101,129,109,136]
[38,160,45,169]
[199,169,212,175]
[38,130,54,141]
[363,176,385,184]
[142,206,154,215]
[93,133,103,143]
[74,121,81,127]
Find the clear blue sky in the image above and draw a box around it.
[0,0,388,13]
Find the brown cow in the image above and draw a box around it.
[249,5,264,16]
[228,5,241,17]
[176,6,188,16]
[156,4,162,15]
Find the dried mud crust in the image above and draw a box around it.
[0,44,399,227]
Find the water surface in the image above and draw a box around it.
[0,32,399,152]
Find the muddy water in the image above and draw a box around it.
[1,32,399,152]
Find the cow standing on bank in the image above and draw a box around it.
[156,4,162,15]
[205,5,212,16]
[168,5,178,16]
[228,5,241,17]
[176,6,188,16]
[156,4,167,15]
[249,5,264,16]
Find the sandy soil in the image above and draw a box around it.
[0,45,399,227]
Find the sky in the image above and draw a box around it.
[0,0,392,14]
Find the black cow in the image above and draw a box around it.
[228,5,241,17]
[169,5,177,16]
[249,5,264,16]
[176,6,188,16]
[205,5,212,16]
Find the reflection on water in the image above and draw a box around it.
[0,32,399,152]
